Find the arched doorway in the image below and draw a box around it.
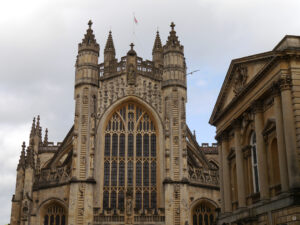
[41,202,67,225]
[192,200,216,225]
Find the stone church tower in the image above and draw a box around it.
[10,21,220,225]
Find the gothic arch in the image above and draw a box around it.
[94,96,165,209]
[38,198,68,225]
[190,198,218,225]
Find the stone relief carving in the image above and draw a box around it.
[188,167,219,186]
[34,165,71,188]
[98,75,162,116]
[233,65,248,95]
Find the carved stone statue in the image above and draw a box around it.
[127,64,136,85]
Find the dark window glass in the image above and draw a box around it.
[199,214,203,225]
[136,161,142,186]
[104,134,110,157]
[55,215,60,225]
[210,215,214,225]
[127,161,133,186]
[44,215,49,225]
[111,191,116,209]
[119,134,125,157]
[50,215,54,225]
[151,134,156,157]
[151,191,156,209]
[253,146,257,164]
[143,191,149,209]
[136,134,142,157]
[119,161,125,186]
[143,134,149,157]
[254,166,259,192]
[62,215,65,225]
[128,134,133,157]
[112,134,118,157]
[193,215,197,225]
[104,161,110,186]
[118,191,124,209]
[143,162,149,186]
[103,191,109,209]
[151,161,156,186]
[204,214,208,225]
[136,192,142,209]
[111,161,117,186]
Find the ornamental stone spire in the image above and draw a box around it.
[17,142,26,170]
[152,31,162,53]
[104,31,115,55]
[78,20,99,53]
[165,22,182,49]
[43,128,48,146]
[25,146,35,169]
[30,117,36,138]
[152,31,163,67]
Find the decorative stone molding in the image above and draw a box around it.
[233,65,248,95]
[279,74,292,91]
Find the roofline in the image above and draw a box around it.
[272,35,300,51]
[209,50,277,126]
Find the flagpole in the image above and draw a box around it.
[132,12,135,43]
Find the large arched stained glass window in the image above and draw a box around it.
[103,102,157,210]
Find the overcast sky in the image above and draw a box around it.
[1,0,300,223]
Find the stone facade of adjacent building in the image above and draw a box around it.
[210,35,300,225]
[10,21,220,225]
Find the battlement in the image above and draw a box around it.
[199,143,218,154]
[99,56,162,81]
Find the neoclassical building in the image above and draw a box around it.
[210,36,300,225]
[10,21,220,225]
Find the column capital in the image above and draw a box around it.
[232,118,242,129]
[251,99,264,114]
[217,131,229,142]
[279,75,292,91]
[271,81,281,97]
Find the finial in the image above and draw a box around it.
[36,115,40,128]
[130,43,134,50]
[30,117,36,137]
[88,20,93,29]
[22,141,26,151]
[170,22,175,30]
[44,128,48,146]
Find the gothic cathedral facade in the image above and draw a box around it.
[10,21,220,225]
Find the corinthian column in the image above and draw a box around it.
[253,101,269,200]
[221,133,232,212]
[272,84,289,191]
[279,76,300,188]
[233,119,246,207]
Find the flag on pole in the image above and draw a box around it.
[134,16,138,24]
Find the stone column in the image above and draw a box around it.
[233,119,246,207]
[279,76,300,188]
[217,138,225,213]
[273,86,289,191]
[221,133,232,212]
[253,101,269,200]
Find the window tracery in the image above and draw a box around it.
[103,102,157,210]
[192,202,215,225]
[43,204,66,225]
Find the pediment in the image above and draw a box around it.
[210,53,276,125]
